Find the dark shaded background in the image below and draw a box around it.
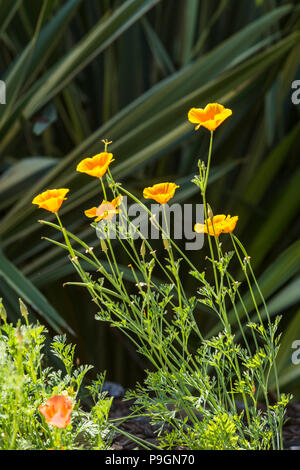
[0,0,299,395]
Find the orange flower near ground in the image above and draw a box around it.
[38,395,72,428]
[32,189,69,213]
[85,195,122,222]
[188,103,232,131]
[143,183,179,205]
[194,214,238,237]
[76,152,114,178]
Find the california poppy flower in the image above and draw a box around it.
[32,189,69,213]
[194,214,238,237]
[143,183,179,205]
[76,152,114,178]
[188,103,232,131]
[38,395,72,428]
[85,195,122,222]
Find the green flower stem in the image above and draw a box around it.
[230,234,279,449]
[204,130,214,191]
[212,240,252,426]
[99,176,125,287]
[200,133,220,300]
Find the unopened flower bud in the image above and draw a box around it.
[0,299,7,322]
[140,240,146,257]
[162,237,170,251]
[207,204,213,219]
[100,239,108,253]
[19,298,29,319]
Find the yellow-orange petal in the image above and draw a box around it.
[84,207,98,219]
[96,201,118,221]
[194,214,238,237]
[76,152,114,178]
[194,223,206,233]
[111,195,123,208]
[143,182,179,205]
[221,215,238,233]
[85,195,123,222]
[206,214,227,226]
[194,223,222,237]
[188,103,232,131]
[32,188,69,213]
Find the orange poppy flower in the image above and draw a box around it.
[194,214,238,237]
[85,195,122,222]
[143,183,179,205]
[38,395,72,428]
[76,152,114,178]
[188,103,232,131]
[32,189,69,213]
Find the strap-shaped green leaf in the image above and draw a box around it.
[0,246,72,333]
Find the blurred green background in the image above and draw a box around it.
[0,0,299,396]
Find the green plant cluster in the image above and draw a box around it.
[36,125,292,450]
[0,299,113,450]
